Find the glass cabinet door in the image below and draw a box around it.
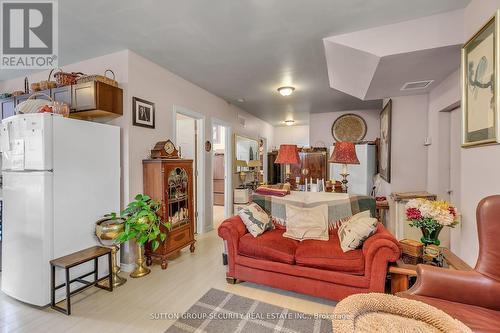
[167,167,190,228]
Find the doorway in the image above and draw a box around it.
[437,104,461,251]
[448,107,461,254]
[437,106,461,204]
[173,106,205,234]
[211,119,232,229]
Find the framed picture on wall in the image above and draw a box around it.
[462,9,500,147]
[379,100,392,182]
[132,97,155,129]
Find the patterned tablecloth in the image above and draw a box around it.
[252,191,375,230]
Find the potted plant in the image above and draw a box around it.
[405,198,459,246]
[111,194,171,278]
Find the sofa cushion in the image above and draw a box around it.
[338,210,378,252]
[283,204,329,241]
[238,229,299,264]
[295,232,365,274]
[238,202,274,237]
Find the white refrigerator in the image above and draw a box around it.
[0,113,120,306]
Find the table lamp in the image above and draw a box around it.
[328,142,359,193]
[235,160,248,185]
[275,144,300,188]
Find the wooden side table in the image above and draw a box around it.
[50,246,113,315]
[389,248,472,294]
[375,200,389,225]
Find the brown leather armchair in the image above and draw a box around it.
[400,195,500,333]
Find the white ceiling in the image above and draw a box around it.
[0,0,471,125]
[324,9,465,100]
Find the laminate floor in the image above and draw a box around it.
[212,205,226,229]
[0,230,335,333]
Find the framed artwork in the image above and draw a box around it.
[379,100,392,182]
[331,113,367,142]
[132,97,155,129]
[462,10,499,147]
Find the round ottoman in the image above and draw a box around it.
[332,293,471,333]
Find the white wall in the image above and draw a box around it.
[458,0,500,266]
[426,69,460,199]
[418,0,500,267]
[273,125,309,148]
[309,110,380,148]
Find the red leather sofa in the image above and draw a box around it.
[218,215,400,301]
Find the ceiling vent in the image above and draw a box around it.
[401,80,434,91]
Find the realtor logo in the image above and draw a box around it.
[1,0,58,69]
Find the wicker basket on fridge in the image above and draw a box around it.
[15,92,54,114]
[39,68,58,90]
[53,68,84,86]
[77,69,118,87]
[15,92,69,117]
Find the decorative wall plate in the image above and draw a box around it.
[205,140,212,152]
[331,114,367,142]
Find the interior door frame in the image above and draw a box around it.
[436,101,461,252]
[259,137,268,184]
[172,105,206,234]
[212,118,233,219]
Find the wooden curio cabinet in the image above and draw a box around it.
[143,159,195,269]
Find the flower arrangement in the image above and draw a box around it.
[405,198,458,246]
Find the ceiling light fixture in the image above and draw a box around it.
[284,120,295,126]
[236,98,246,103]
[278,86,295,96]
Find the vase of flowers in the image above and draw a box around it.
[405,199,458,246]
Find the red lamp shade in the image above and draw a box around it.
[275,144,300,164]
[329,142,360,165]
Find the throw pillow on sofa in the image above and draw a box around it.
[338,210,377,252]
[238,203,274,237]
[283,204,329,241]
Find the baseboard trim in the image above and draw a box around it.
[119,263,135,272]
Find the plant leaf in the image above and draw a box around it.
[138,234,148,244]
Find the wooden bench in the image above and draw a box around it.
[50,246,113,315]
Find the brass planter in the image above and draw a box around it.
[95,217,127,287]
[130,243,150,278]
